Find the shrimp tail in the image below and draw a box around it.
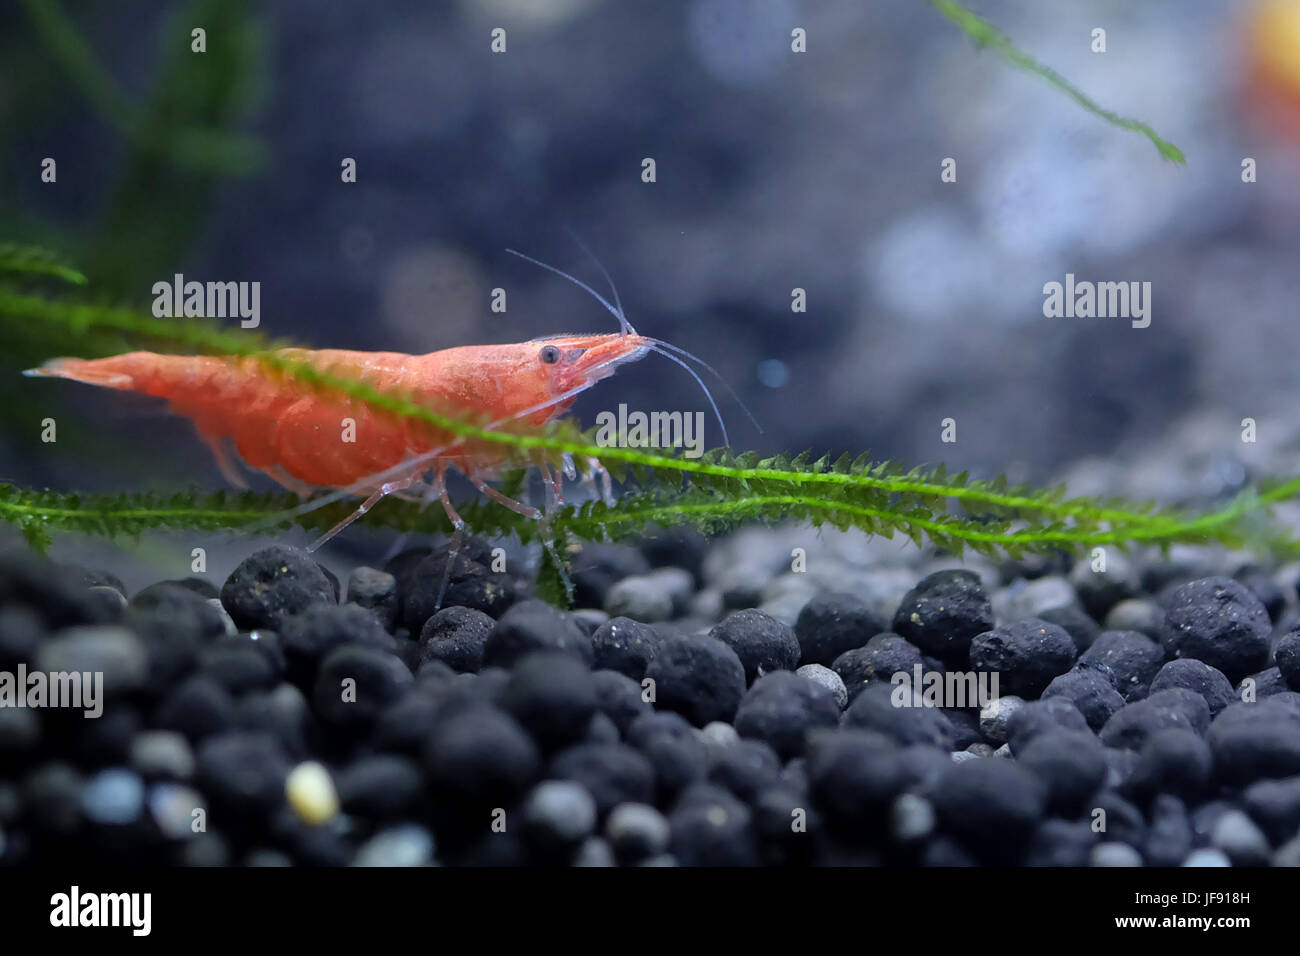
[23,356,135,390]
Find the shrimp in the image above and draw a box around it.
[22,250,745,572]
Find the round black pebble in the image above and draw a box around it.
[1017,729,1107,815]
[401,549,515,632]
[130,583,230,643]
[806,729,909,831]
[1144,793,1193,866]
[706,738,783,802]
[1038,604,1101,653]
[1041,659,1126,731]
[1274,626,1300,691]
[500,652,597,752]
[195,731,291,819]
[1206,699,1300,785]
[832,634,922,702]
[199,641,279,694]
[1124,728,1212,804]
[590,669,651,736]
[153,676,236,744]
[233,684,312,759]
[220,546,336,631]
[548,743,655,816]
[710,609,801,682]
[794,591,886,667]
[572,544,652,609]
[1092,789,1148,848]
[891,570,994,665]
[734,671,841,759]
[335,754,425,819]
[931,759,1046,863]
[1234,568,1286,623]
[842,682,955,750]
[419,606,495,673]
[1080,630,1166,702]
[625,712,709,802]
[424,705,540,803]
[312,645,413,730]
[1149,658,1235,716]
[1241,776,1300,844]
[590,616,661,679]
[345,566,399,631]
[0,606,42,670]
[643,634,747,727]
[668,784,758,866]
[1158,577,1270,683]
[1005,698,1091,753]
[969,618,1077,698]
[1099,688,1210,752]
[484,600,593,668]
[1023,819,1097,867]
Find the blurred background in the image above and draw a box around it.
[3,0,1300,582]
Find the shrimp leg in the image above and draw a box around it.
[202,435,250,490]
[542,462,566,511]
[433,469,467,613]
[267,466,319,499]
[582,456,614,506]
[306,476,418,553]
[467,473,541,519]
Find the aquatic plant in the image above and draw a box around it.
[3,252,1298,605]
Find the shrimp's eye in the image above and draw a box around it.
[539,345,561,364]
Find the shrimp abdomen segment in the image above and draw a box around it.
[28,349,441,488]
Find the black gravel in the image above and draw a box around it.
[969,618,1077,698]
[891,570,994,665]
[710,609,800,682]
[5,539,1300,867]
[794,592,885,667]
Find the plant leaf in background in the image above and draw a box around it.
[929,0,1187,163]
[0,0,268,475]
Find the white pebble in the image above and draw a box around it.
[796,664,848,709]
[523,781,597,843]
[1183,848,1232,867]
[698,721,740,748]
[1090,842,1143,867]
[890,793,935,841]
[979,695,1024,745]
[1210,810,1270,865]
[285,761,339,826]
[573,837,616,867]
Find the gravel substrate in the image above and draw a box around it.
[3,528,1300,867]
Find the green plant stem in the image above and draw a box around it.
[929,0,1186,162]
[0,289,1190,534]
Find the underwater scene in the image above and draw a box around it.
[2,0,1300,912]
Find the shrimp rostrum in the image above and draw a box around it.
[24,250,739,554]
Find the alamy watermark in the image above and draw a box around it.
[152,273,261,328]
[0,665,102,718]
[50,886,151,936]
[594,403,705,459]
[1042,273,1151,328]
[891,664,1000,709]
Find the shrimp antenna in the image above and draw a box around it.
[646,344,731,449]
[646,336,764,435]
[505,248,636,336]
[561,225,630,332]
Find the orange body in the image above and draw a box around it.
[28,334,651,492]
